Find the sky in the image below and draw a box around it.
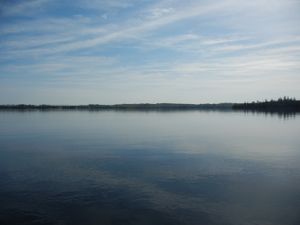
[0,0,300,104]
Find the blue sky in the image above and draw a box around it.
[0,0,300,104]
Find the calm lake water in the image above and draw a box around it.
[0,111,299,225]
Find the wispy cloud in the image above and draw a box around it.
[1,0,240,55]
[0,0,50,16]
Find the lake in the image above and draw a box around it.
[0,110,299,225]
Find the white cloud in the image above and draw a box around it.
[149,7,175,19]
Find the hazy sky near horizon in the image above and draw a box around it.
[0,0,300,104]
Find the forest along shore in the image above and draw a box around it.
[0,98,299,112]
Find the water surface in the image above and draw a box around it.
[0,111,299,225]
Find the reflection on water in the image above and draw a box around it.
[239,110,299,120]
[0,111,300,225]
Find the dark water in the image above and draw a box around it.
[0,111,299,225]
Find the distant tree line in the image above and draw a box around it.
[0,98,299,112]
[0,103,233,111]
[232,97,300,112]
